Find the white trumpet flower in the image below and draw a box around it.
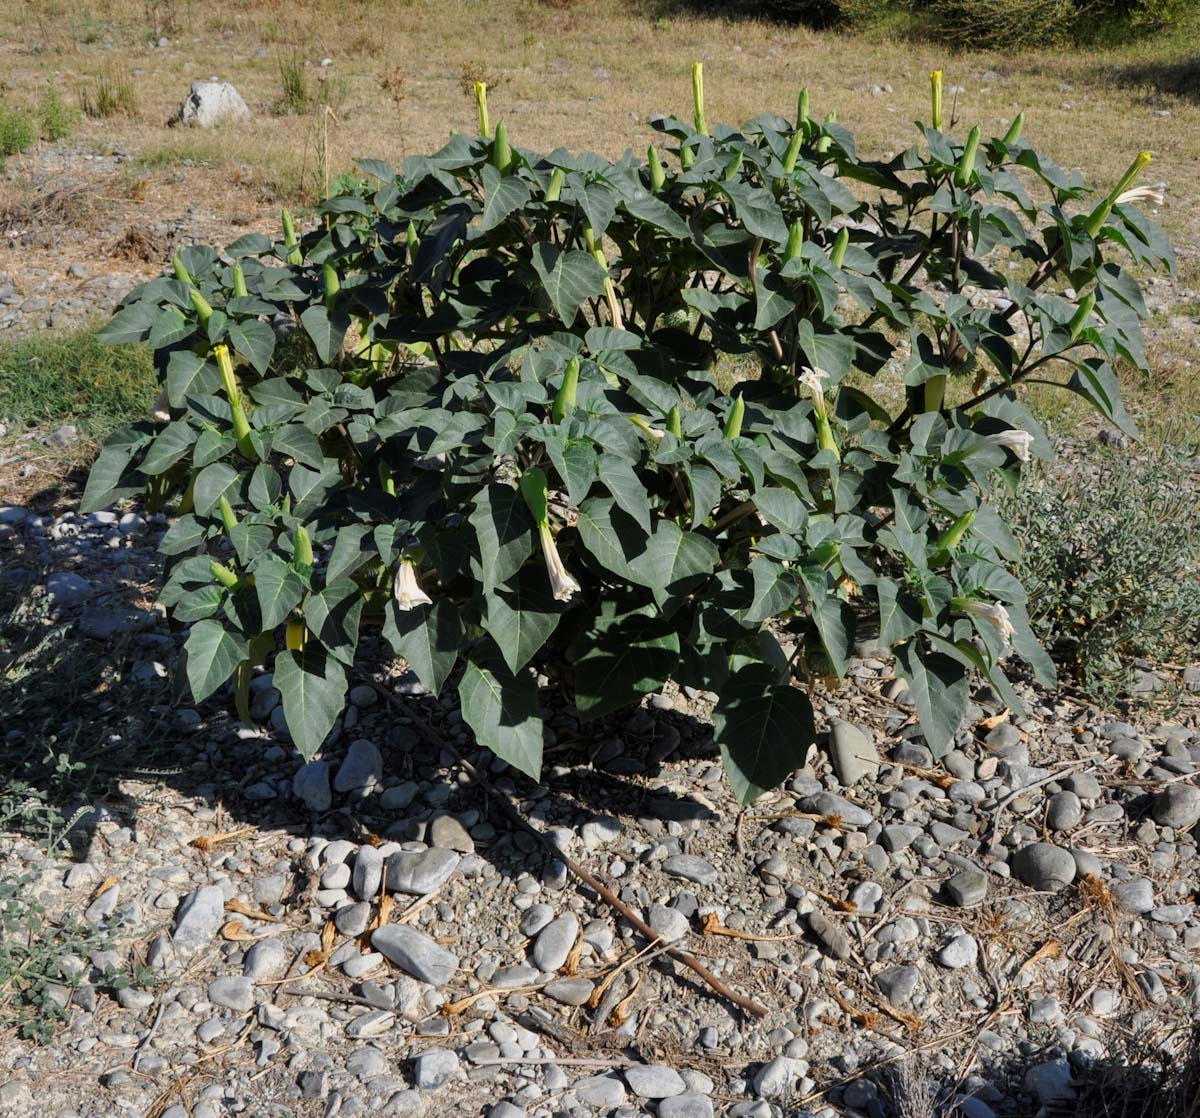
[152,386,171,423]
[1115,184,1165,209]
[980,429,1035,462]
[799,365,830,417]
[393,559,433,611]
[958,598,1015,646]
[539,522,580,602]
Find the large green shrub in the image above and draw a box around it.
[81,70,1172,801]
[1004,449,1200,705]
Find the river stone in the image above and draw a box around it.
[173,886,225,956]
[662,855,718,885]
[807,911,851,961]
[1012,843,1077,892]
[1152,784,1200,829]
[875,965,919,1005]
[353,845,384,900]
[573,1074,627,1108]
[243,939,288,979]
[543,977,594,1006]
[945,870,988,908]
[939,934,978,969]
[372,925,458,985]
[754,1056,807,1099]
[412,1048,460,1090]
[659,1096,715,1118]
[333,739,382,794]
[1046,791,1083,831]
[1025,1060,1075,1105]
[829,721,880,786]
[429,814,474,852]
[624,1064,686,1099]
[208,976,254,1011]
[292,761,332,812]
[532,913,579,972]
[799,791,873,827]
[385,848,460,895]
[1112,878,1155,914]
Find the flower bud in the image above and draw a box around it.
[218,495,238,537]
[286,621,308,650]
[323,261,340,308]
[282,207,302,265]
[648,146,666,191]
[667,404,683,440]
[932,509,975,565]
[1002,111,1024,146]
[294,524,314,568]
[723,394,745,440]
[785,219,804,263]
[551,356,580,424]
[232,262,248,298]
[1086,150,1153,239]
[829,227,849,268]
[1068,292,1096,343]
[545,166,565,203]
[692,61,708,137]
[475,80,490,138]
[211,560,240,589]
[930,70,944,131]
[491,120,512,173]
[955,124,981,189]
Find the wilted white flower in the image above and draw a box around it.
[152,386,171,423]
[393,559,432,611]
[539,522,580,602]
[799,366,830,418]
[959,599,1015,645]
[1115,184,1165,209]
[980,429,1034,462]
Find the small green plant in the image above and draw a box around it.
[1004,449,1200,705]
[275,50,309,115]
[80,67,138,119]
[39,84,80,143]
[0,103,36,170]
[82,69,1172,801]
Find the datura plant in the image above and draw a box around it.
[82,69,1173,802]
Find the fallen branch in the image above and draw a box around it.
[370,681,769,1020]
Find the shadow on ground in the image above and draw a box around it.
[1094,55,1200,104]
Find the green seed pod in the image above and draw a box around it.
[475,80,490,138]
[211,560,240,589]
[491,120,512,173]
[785,219,804,263]
[294,524,314,568]
[1002,111,1025,146]
[545,167,565,203]
[723,394,745,440]
[1068,292,1096,342]
[797,86,810,127]
[218,495,238,537]
[551,355,580,424]
[232,262,248,298]
[518,467,550,526]
[930,69,944,132]
[692,61,708,137]
[282,208,301,265]
[830,227,849,268]
[667,404,683,440]
[323,261,340,308]
[955,125,981,189]
[648,145,666,191]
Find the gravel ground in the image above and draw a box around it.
[1,495,1198,1118]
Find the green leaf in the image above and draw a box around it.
[300,304,349,363]
[459,642,543,781]
[149,306,195,349]
[713,663,816,805]
[877,577,923,646]
[230,520,274,566]
[544,437,597,508]
[481,566,564,674]
[184,619,247,703]
[576,496,649,582]
[193,462,239,516]
[800,566,855,678]
[469,484,535,592]
[272,424,325,470]
[382,598,461,696]
[893,641,968,758]
[139,420,195,476]
[273,646,348,760]
[304,580,364,666]
[599,458,651,533]
[753,487,809,535]
[574,595,681,721]
[167,351,219,408]
[745,555,796,624]
[480,164,533,232]
[229,318,276,375]
[531,244,609,327]
[255,557,305,630]
[630,521,719,613]
[97,302,158,345]
[327,524,374,584]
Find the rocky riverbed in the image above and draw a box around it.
[0,498,1197,1118]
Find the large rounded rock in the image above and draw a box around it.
[1012,843,1077,892]
[1152,784,1200,830]
[174,81,250,128]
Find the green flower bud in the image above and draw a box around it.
[930,69,944,131]
[680,143,695,170]
[172,254,193,286]
[1068,292,1096,342]
[491,120,512,173]
[281,208,301,265]
[1002,111,1025,146]
[723,151,743,181]
[830,227,849,268]
[797,86,810,127]
[723,394,745,440]
[188,286,213,326]
[218,495,238,537]
[667,404,683,440]
[782,128,803,175]
[406,220,419,258]
[519,467,550,526]
[692,61,708,137]
[648,145,666,191]
[323,261,339,308]
[211,560,240,589]
[214,343,254,456]
[552,356,580,424]
[785,219,804,263]
[955,124,981,189]
[475,80,490,138]
[1085,150,1153,239]
[932,509,975,564]
[294,524,314,569]
[545,166,565,203]
[232,262,248,298]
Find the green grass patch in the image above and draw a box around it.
[0,331,157,439]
